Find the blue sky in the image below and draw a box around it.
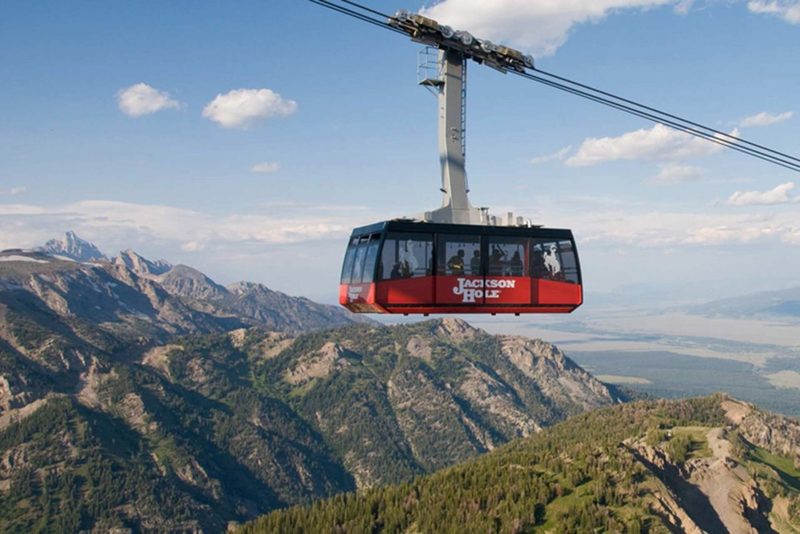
[1,0,799,305]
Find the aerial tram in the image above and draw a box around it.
[338,11,583,315]
[319,1,800,315]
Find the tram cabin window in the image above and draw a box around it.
[361,237,381,283]
[380,233,433,280]
[437,234,481,276]
[487,237,528,277]
[340,236,360,284]
[341,235,381,284]
[531,240,579,283]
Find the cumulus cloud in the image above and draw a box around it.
[726,181,798,206]
[250,161,280,174]
[649,164,703,184]
[202,89,297,129]
[530,146,572,165]
[747,0,800,24]
[739,111,794,127]
[117,83,181,117]
[566,124,737,166]
[421,0,689,56]
[0,186,26,196]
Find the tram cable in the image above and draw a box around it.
[307,0,406,35]
[307,0,800,173]
[532,67,800,165]
[337,0,393,19]
[512,70,800,173]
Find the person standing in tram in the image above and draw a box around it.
[470,249,481,275]
[489,245,506,275]
[509,250,523,276]
[447,249,466,274]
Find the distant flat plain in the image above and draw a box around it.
[472,308,800,417]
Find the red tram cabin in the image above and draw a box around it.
[340,220,583,315]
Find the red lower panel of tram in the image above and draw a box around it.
[340,276,582,314]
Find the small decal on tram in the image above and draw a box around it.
[347,286,363,301]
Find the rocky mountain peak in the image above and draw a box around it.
[432,317,478,342]
[114,249,172,278]
[157,265,228,301]
[227,281,272,296]
[37,231,108,262]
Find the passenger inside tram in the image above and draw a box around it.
[509,250,523,276]
[489,246,506,275]
[470,249,481,275]
[447,249,466,275]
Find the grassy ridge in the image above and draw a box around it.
[240,397,736,533]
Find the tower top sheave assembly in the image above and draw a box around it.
[388,11,534,74]
[388,10,536,227]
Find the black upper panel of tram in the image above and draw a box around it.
[349,220,576,240]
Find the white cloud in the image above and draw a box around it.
[250,161,280,174]
[0,199,371,254]
[649,164,703,184]
[181,240,206,252]
[739,111,794,127]
[0,186,26,196]
[530,146,572,165]
[202,89,297,129]
[726,181,798,206]
[674,0,696,14]
[420,0,688,56]
[551,209,800,247]
[117,83,181,117]
[747,0,800,24]
[566,124,737,166]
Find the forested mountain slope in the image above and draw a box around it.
[243,395,800,534]
[0,255,622,534]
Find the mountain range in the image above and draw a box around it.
[0,233,625,532]
[688,286,800,320]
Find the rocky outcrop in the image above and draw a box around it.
[500,335,616,412]
[724,398,800,466]
[629,423,784,533]
[284,342,351,385]
[114,249,172,278]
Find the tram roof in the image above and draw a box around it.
[350,219,576,240]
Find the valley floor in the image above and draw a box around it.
[470,309,800,418]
